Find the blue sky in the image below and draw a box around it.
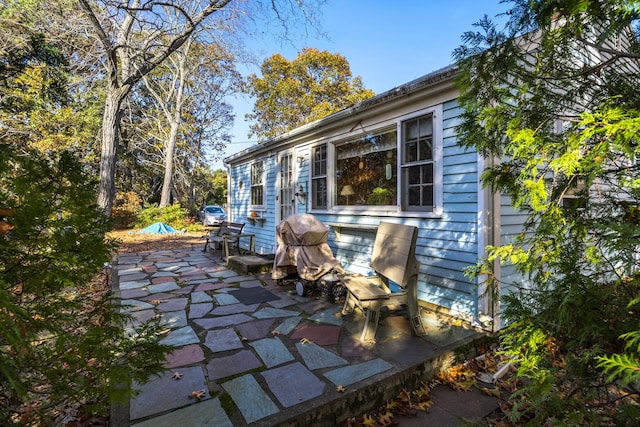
[215,0,508,168]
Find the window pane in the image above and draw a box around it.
[408,186,420,206]
[336,129,397,205]
[313,145,327,176]
[422,185,433,206]
[405,121,418,140]
[419,119,432,137]
[408,166,420,185]
[418,138,432,161]
[251,186,263,205]
[422,163,433,183]
[312,178,327,208]
[404,141,417,163]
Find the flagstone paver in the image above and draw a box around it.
[290,323,341,346]
[131,397,232,427]
[190,291,213,303]
[209,303,259,316]
[148,282,180,293]
[120,280,150,290]
[120,299,155,311]
[118,267,144,276]
[261,362,326,407]
[171,285,194,295]
[160,310,188,329]
[204,328,244,353]
[296,342,348,370]
[151,271,178,278]
[151,276,177,284]
[130,366,209,421]
[157,297,188,312]
[249,337,294,368]
[213,293,240,305]
[252,307,300,319]
[206,349,263,380]
[267,295,297,308]
[193,314,253,329]
[323,358,394,386]
[164,344,205,368]
[159,326,200,347]
[119,289,149,299]
[188,303,213,318]
[222,374,279,424]
[274,316,303,335]
[309,306,343,326]
[236,318,275,340]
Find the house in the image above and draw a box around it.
[224,64,524,332]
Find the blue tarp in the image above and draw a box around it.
[138,222,177,234]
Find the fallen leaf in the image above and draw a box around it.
[416,400,432,412]
[377,410,394,425]
[336,385,347,393]
[299,337,313,344]
[271,329,281,335]
[189,389,206,400]
[480,386,501,398]
[171,371,183,380]
[362,414,377,426]
[150,299,162,305]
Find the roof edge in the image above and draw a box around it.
[224,63,459,164]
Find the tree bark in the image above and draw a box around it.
[97,87,128,216]
[159,119,179,206]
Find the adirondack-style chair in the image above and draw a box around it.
[340,221,427,342]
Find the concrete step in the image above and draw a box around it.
[227,254,274,274]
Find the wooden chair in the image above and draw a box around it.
[340,221,427,342]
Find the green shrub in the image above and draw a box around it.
[133,203,200,231]
[0,145,170,425]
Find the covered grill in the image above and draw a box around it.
[272,214,344,282]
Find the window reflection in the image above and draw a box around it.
[336,129,397,206]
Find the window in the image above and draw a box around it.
[335,129,397,206]
[308,107,441,214]
[250,161,264,206]
[401,114,435,212]
[311,144,327,209]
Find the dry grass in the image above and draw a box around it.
[107,229,208,253]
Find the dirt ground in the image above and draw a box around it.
[108,229,208,254]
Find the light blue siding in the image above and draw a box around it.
[227,98,486,321]
[498,195,530,312]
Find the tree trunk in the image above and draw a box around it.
[97,89,126,216]
[159,119,179,207]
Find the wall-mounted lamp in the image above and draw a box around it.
[297,155,305,164]
[295,183,307,204]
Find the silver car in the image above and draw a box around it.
[201,205,227,226]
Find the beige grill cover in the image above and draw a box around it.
[272,214,344,281]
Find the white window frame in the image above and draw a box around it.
[310,143,328,210]
[250,160,265,209]
[398,106,443,216]
[307,105,443,217]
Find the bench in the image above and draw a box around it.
[340,221,427,342]
[202,221,244,252]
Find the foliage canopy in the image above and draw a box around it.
[244,47,375,141]
[455,0,640,423]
